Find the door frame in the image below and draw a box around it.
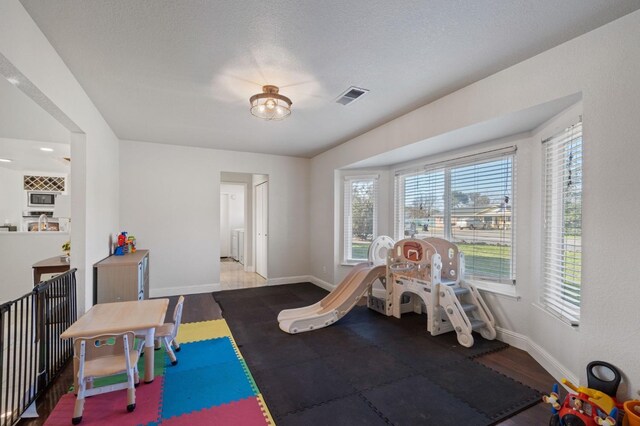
[254,181,268,279]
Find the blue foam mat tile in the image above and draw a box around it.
[166,336,239,372]
[160,360,256,419]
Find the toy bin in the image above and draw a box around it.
[624,400,640,426]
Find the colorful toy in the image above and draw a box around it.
[114,231,130,255]
[623,400,640,426]
[543,384,562,411]
[545,361,625,426]
[127,235,137,253]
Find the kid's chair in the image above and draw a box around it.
[72,332,139,424]
[137,296,185,365]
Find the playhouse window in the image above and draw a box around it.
[542,121,582,325]
[344,175,379,262]
[394,147,516,286]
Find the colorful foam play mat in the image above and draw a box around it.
[44,320,274,425]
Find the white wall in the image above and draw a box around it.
[0,0,120,312]
[0,167,23,226]
[0,232,69,302]
[310,11,640,397]
[119,140,309,296]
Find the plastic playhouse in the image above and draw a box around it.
[279,235,497,348]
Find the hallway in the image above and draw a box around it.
[220,258,266,290]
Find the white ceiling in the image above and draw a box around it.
[0,76,70,144]
[0,138,70,173]
[0,75,70,173]
[20,0,640,158]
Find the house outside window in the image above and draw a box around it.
[542,122,582,325]
[395,147,516,287]
[344,176,378,262]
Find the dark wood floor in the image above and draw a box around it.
[19,292,555,425]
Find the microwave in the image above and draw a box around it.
[27,191,58,207]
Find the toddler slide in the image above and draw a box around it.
[278,263,386,334]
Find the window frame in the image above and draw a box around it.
[541,122,583,326]
[343,175,379,264]
[393,146,517,289]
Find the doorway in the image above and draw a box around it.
[219,172,267,290]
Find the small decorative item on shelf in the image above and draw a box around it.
[61,240,71,263]
[114,231,128,256]
[127,235,137,253]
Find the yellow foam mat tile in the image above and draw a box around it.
[257,393,276,425]
[176,319,232,343]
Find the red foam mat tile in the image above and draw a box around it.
[44,378,163,426]
[160,396,269,425]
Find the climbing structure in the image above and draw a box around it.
[279,235,496,348]
[372,237,496,348]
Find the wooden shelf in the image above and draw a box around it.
[93,250,149,304]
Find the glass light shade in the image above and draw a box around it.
[250,85,292,120]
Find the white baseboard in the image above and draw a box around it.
[150,283,218,298]
[308,276,335,292]
[527,337,579,386]
[267,275,316,286]
[307,275,385,298]
[495,326,528,351]
[496,326,578,386]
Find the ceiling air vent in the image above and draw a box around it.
[336,86,369,106]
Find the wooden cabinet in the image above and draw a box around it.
[93,250,149,304]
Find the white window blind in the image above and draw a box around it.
[542,122,582,325]
[344,176,378,262]
[395,147,516,285]
[394,169,445,240]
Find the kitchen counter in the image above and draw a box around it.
[33,255,70,284]
[0,231,69,235]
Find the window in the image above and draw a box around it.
[395,147,516,285]
[344,176,378,262]
[542,122,582,325]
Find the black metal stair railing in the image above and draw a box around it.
[0,269,77,426]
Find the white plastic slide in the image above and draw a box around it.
[278,263,386,334]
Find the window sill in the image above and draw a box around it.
[340,261,367,267]
[532,303,580,329]
[467,279,520,300]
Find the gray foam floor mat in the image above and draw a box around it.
[214,283,540,425]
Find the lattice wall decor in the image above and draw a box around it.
[23,175,66,192]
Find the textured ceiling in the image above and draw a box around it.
[20,0,640,157]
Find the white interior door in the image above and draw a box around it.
[255,182,268,278]
[220,193,230,257]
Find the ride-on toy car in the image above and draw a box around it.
[544,361,623,426]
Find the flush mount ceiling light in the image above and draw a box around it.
[249,85,292,121]
[0,158,12,163]
[40,147,54,152]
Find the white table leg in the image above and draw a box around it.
[144,327,156,383]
